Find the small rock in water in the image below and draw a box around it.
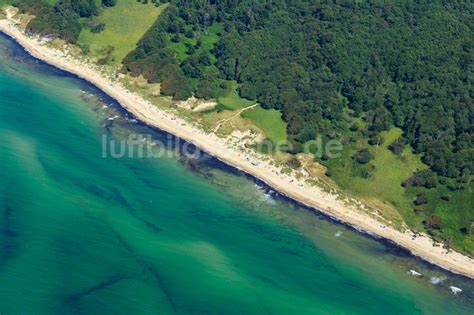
[335,231,342,237]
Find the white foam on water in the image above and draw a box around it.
[259,193,276,205]
[407,270,422,277]
[429,276,446,285]
[448,286,462,294]
[254,184,276,205]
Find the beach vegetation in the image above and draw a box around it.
[425,215,443,230]
[241,106,287,144]
[286,157,301,170]
[217,81,254,111]
[0,0,15,8]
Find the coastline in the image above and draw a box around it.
[1,18,473,279]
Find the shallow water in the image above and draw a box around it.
[0,34,473,314]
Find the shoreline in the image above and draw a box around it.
[1,18,473,279]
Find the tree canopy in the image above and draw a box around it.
[15,0,117,42]
[123,0,472,182]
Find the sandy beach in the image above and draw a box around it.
[1,14,473,279]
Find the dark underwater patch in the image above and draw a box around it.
[0,204,19,265]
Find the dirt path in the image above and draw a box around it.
[213,104,257,134]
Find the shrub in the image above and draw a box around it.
[195,79,218,99]
[440,195,450,201]
[414,193,428,206]
[402,169,437,189]
[349,123,359,131]
[287,139,304,154]
[414,207,423,214]
[286,157,301,169]
[354,148,373,164]
[354,163,375,179]
[424,215,442,230]
[459,227,469,235]
[102,0,117,7]
[90,23,105,34]
[388,137,406,155]
[368,134,384,146]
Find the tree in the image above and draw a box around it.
[424,215,442,230]
[161,72,193,100]
[403,170,437,189]
[286,157,301,169]
[414,193,428,206]
[388,137,405,155]
[90,23,105,33]
[367,107,392,132]
[195,79,217,99]
[102,0,116,7]
[368,134,384,146]
[354,148,373,164]
[70,0,98,18]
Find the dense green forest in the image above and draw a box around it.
[8,0,473,252]
[124,0,472,180]
[13,0,118,42]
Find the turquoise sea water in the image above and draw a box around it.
[0,34,473,314]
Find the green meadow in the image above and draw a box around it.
[195,23,222,63]
[77,0,166,63]
[241,105,287,144]
[168,20,222,62]
[322,127,474,255]
[0,0,14,8]
[420,179,474,253]
[168,36,195,61]
[323,128,425,225]
[217,81,255,111]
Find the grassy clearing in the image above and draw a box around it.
[217,81,255,110]
[319,127,474,254]
[0,0,14,8]
[198,24,222,51]
[77,0,166,64]
[168,22,222,62]
[241,105,287,144]
[196,23,222,64]
[168,36,195,61]
[199,110,255,136]
[422,183,474,255]
[323,128,425,225]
